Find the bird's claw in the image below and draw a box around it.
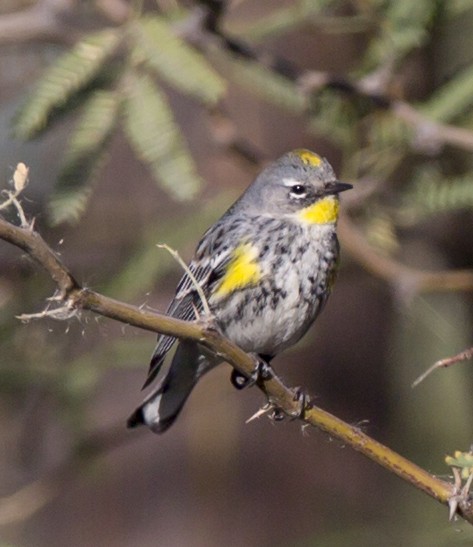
[269,407,285,422]
[230,357,272,390]
[287,387,309,419]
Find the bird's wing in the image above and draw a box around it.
[142,223,234,389]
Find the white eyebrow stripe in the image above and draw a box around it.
[282,177,302,187]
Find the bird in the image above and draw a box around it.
[127,149,352,433]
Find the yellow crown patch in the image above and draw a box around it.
[294,149,322,167]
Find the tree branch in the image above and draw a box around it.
[0,213,472,523]
[338,215,473,296]
[181,7,473,155]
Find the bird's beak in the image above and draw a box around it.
[325,181,353,195]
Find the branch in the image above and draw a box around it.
[181,7,473,154]
[0,214,472,523]
[95,0,131,24]
[338,215,473,297]
[300,75,473,154]
[413,346,473,388]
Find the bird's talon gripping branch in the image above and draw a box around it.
[230,369,251,389]
[230,356,272,390]
[269,407,285,422]
[258,358,273,381]
[288,387,309,419]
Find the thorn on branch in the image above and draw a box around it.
[448,467,473,521]
[245,402,275,424]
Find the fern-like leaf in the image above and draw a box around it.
[421,63,473,123]
[212,52,305,114]
[123,73,202,200]
[402,165,473,222]
[14,29,121,139]
[49,90,120,225]
[235,0,334,42]
[367,112,413,150]
[131,16,225,105]
[308,89,360,147]
[365,0,435,68]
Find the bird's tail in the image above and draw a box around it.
[127,341,209,434]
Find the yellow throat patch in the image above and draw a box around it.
[298,196,339,224]
[294,149,322,167]
[215,243,262,298]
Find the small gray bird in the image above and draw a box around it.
[127,149,352,433]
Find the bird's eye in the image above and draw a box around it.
[290,184,306,197]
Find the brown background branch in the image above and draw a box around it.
[338,215,473,295]
[184,6,473,155]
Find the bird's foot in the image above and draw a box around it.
[230,357,272,390]
[287,387,310,419]
[268,407,285,422]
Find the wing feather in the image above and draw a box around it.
[142,222,234,388]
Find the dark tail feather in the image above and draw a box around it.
[141,354,165,390]
[126,398,179,434]
[141,335,176,390]
[126,406,146,429]
[128,341,205,434]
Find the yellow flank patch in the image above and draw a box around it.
[294,149,322,167]
[214,243,262,297]
[298,196,339,224]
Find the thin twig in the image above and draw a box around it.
[181,8,473,154]
[412,347,473,388]
[157,243,212,318]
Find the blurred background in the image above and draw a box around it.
[1,1,473,545]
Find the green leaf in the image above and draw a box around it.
[132,15,225,105]
[336,111,412,186]
[212,52,305,114]
[123,73,202,200]
[14,29,121,139]
[234,0,334,41]
[402,166,473,222]
[367,112,412,148]
[421,63,473,122]
[445,450,473,478]
[365,0,435,67]
[308,89,359,147]
[48,90,121,225]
